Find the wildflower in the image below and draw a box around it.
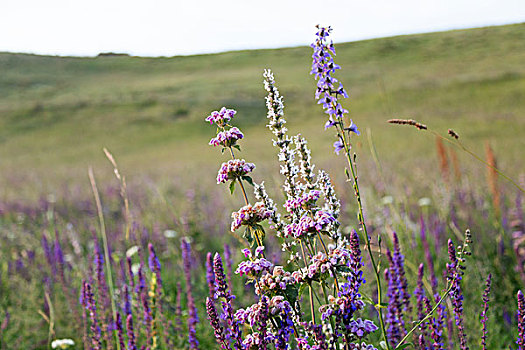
[345,120,360,135]
[206,297,231,350]
[480,274,491,350]
[447,239,468,350]
[231,202,272,232]
[206,107,237,126]
[209,127,244,148]
[517,290,525,350]
[217,159,255,184]
[51,339,75,349]
[181,237,200,350]
[333,140,344,154]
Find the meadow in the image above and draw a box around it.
[0,23,524,349]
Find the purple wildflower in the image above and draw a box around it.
[206,252,216,298]
[116,312,126,350]
[333,140,344,155]
[517,290,525,350]
[209,127,244,148]
[224,243,233,287]
[148,243,163,289]
[217,159,255,184]
[181,238,200,350]
[126,314,137,350]
[206,107,237,126]
[230,202,272,232]
[214,253,243,350]
[311,25,360,137]
[344,120,360,135]
[84,281,102,350]
[206,297,231,350]
[480,274,491,350]
[447,239,468,350]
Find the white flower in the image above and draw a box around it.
[51,339,75,349]
[418,197,432,207]
[126,245,140,258]
[163,229,177,238]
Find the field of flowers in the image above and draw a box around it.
[0,25,524,350]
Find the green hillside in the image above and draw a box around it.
[1,23,524,194]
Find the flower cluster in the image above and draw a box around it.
[231,202,272,232]
[284,211,337,239]
[205,107,236,126]
[284,190,321,213]
[209,127,244,147]
[311,25,360,156]
[217,159,255,184]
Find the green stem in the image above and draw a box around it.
[337,124,391,350]
[395,283,453,349]
[88,167,120,350]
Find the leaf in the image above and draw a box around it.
[396,343,414,350]
[229,180,236,195]
[344,168,351,180]
[221,147,226,154]
[242,227,254,247]
[233,145,241,151]
[284,284,299,305]
[242,176,254,186]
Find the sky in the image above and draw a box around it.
[1,0,524,57]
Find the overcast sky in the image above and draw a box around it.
[1,0,524,57]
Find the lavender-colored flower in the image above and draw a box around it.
[181,238,200,350]
[126,256,135,289]
[344,120,361,135]
[213,253,243,350]
[424,296,444,350]
[348,318,378,338]
[231,202,272,232]
[447,239,468,350]
[206,107,237,126]
[223,243,233,287]
[517,290,525,350]
[123,284,132,316]
[206,252,216,298]
[126,314,138,350]
[209,127,244,148]
[311,25,359,138]
[333,140,344,154]
[217,159,256,184]
[148,243,162,293]
[207,297,231,350]
[116,312,126,350]
[84,282,102,350]
[480,273,491,350]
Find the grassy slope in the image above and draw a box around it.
[0,23,523,194]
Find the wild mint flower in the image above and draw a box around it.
[217,159,255,184]
[206,107,237,127]
[284,211,337,238]
[209,127,244,148]
[295,135,316,187]
[284,190,321,213]
[254,181,285,235]
[231,202,272,232]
